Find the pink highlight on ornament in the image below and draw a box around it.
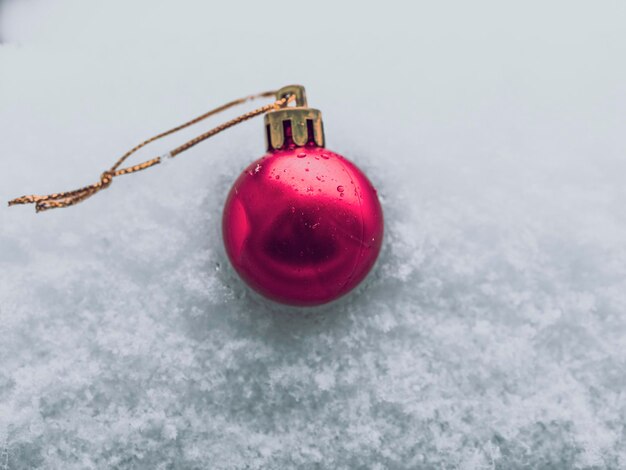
[222,145,384,306]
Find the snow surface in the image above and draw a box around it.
[1,1,626,468]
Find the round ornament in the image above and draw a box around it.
[223,86,383,306]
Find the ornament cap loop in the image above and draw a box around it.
[276,85,308,107]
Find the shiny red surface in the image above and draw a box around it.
[222,145,384,306]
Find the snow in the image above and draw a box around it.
[1,1,626,468]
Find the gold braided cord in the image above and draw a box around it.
[8,90,292,212]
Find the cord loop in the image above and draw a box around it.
[8,90,293,212]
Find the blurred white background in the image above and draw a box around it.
[1,1,625,468]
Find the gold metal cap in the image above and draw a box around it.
[264,85,325,151]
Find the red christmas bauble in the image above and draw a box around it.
[222,145,384,306]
